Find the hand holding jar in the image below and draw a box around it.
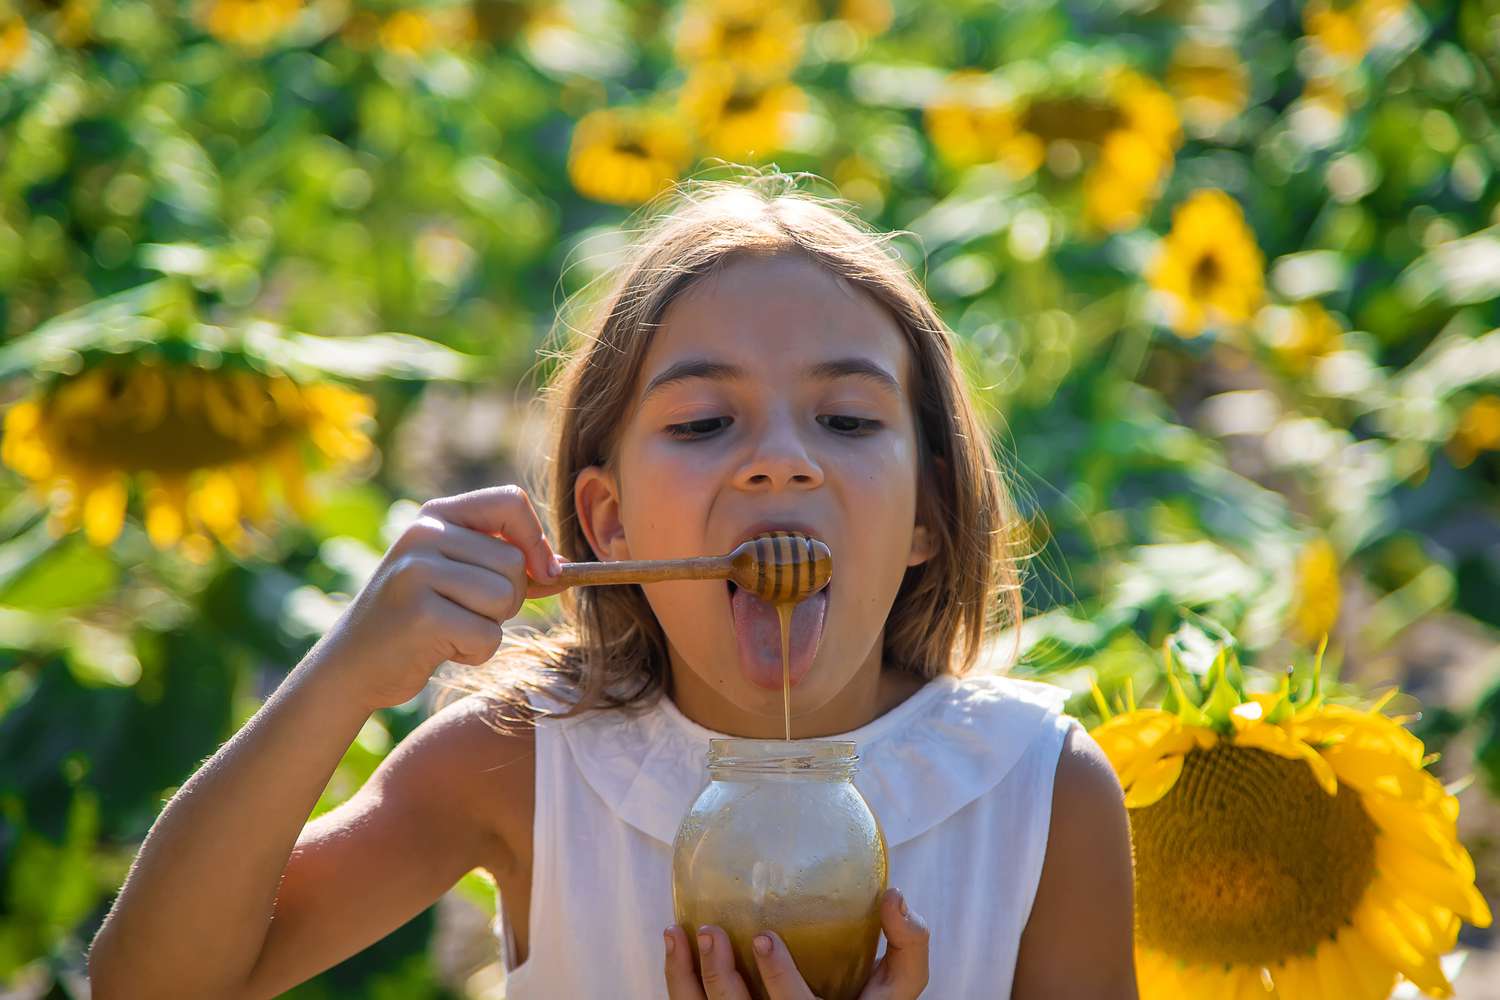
[664,738,930,1000]
[663,886,931,1000]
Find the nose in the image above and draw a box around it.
[733,411,824,491]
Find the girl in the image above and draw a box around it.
[87,174,1136,999]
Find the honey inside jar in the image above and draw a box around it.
[671,739,888,1000]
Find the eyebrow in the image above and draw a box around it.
[639,357,903,405]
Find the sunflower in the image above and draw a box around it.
[673,0,811,86]
[1447,395,1500,468]
[196,0,304,49]
[1147,189,1266,337]
[923,70,1023,169]
[1080,70,1182,234]
[677,63,807,162]
[378,9,441,56]
[1263,300,1346,375]
[1092,643,1492,999]
[567,105,694,206]
[829,0,892,39]
[0,15,28,75]
[1165,40,1250,135]
[2,357,373,561]
[924,66,1180,236]
[1303,0,1411,64]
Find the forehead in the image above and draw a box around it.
[638,252,911,390]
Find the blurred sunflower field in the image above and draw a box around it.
[2,0,1499,996]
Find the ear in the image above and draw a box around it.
[907,455,946,567]
[907,524,936,567]
[574,464,630,561]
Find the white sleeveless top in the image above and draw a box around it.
[493,672,1079,999]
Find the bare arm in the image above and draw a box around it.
[87,673,523,999]
[1011,724,1137,1000]
[87,645,374,999]
[87,486,564,1000]
[241,695,529,998]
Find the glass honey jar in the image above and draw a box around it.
[671,738,888,1000]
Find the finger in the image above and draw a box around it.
[410,515,528,580]
[420,554,524,623]
[421,486,560,586]
[421,593,506,666]
[696,925,754,1000]
[664,925,708,1000]
[863,889,929,999]
[523,574,568,602]
[751,930,817,1000]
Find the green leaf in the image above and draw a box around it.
[0,530,118,613]
[3,790,102,971]
[242,321,484,381]
[306,483,395,550]
[0,280,178,380]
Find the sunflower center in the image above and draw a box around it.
[43,366,308,474]
[723,90,762,115]
[1190,252,1222,298]
[720,19,757,44]
[1020,97,1124,149]
[1131,743,1376,966]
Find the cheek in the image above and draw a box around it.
[838,439,920,507]
[618,439,720,551]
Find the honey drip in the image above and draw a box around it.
[777,602,793,740]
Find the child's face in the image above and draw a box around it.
[575,251,936,735]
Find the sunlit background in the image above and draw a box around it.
[1,0,1498,996]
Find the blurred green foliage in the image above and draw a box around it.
[1,0,1499,994]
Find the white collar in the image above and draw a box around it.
[546,672,1070,847]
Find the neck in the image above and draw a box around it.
[665,635,927,738]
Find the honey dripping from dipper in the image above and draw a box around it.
[734,531,833,740]
[550,529,830,737]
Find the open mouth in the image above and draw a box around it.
[726,576,831,691]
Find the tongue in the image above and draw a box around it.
[730,586,828,691]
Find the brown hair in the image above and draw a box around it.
[436,167,1025,729]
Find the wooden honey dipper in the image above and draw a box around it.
[552,530,832,603]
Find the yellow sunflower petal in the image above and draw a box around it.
[1351,900,1453,995]
[143,476,187,549]
[1334,925,1399,1000]
[1269,954,1317,998]
[82,472,129,546]
[1124,752,1185,807]
[191,470,241,534]
[1376,839,1493,925]
[1297,704,1425,765]
[1359,792,1474,877]
[1091,709,1181,770]
[1311,940,1360,1000]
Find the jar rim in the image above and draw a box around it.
[706,738,859,777]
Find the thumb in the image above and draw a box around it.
[865,889,929,999]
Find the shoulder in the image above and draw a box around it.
[1012,724,1138,999]
[384,692,536,787]
[1051,725,1127,822]
[371,692,537,874]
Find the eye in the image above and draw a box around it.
[819,415,882,435]
[665,416,732,439]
